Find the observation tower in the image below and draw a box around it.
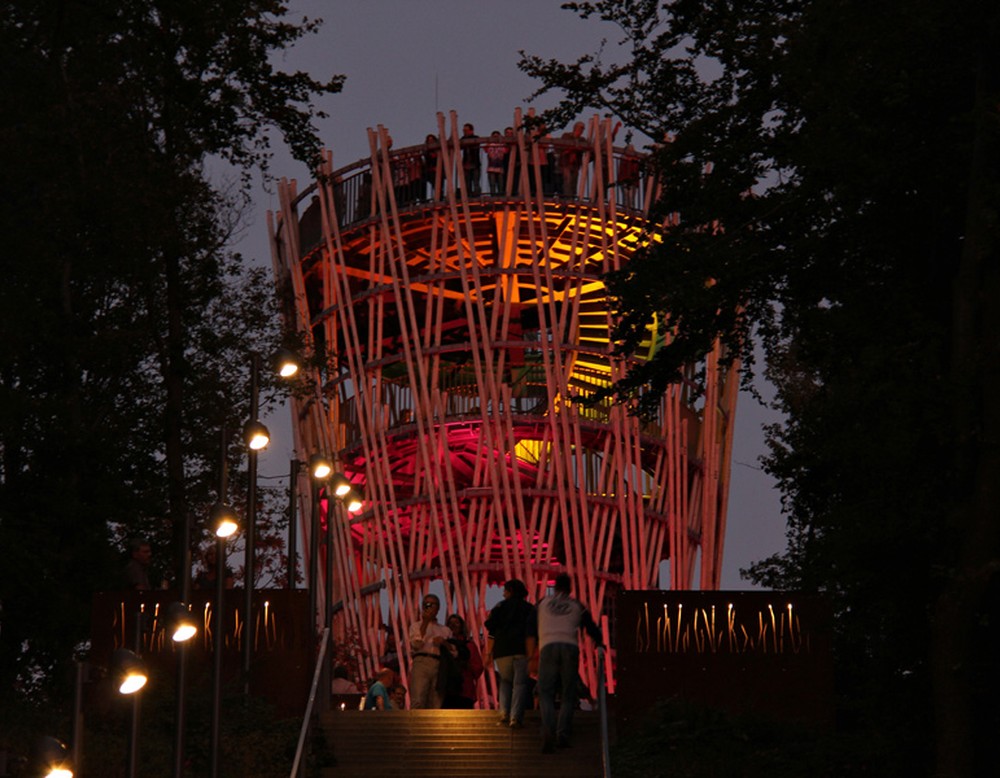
[268,111,739,699]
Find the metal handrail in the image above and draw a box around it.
[597,645,611,778]
[289,627,331,778]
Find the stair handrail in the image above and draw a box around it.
[597,645,611,778]
[289,627,331,778]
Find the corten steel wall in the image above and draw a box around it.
[615,591,835,728]
[90,590,311,716]
[268,111,740,704]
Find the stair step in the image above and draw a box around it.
[319,710,604,778]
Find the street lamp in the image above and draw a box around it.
[309,453,333,480]
[165,601,197,643]
[241,353,268,697]
[287,459,302,589]
[273,348,301,378]
[112,648,148,695]
[166,601,196,778]
[33,736,73,778]
[211,502,238,539]
[307,458,330,644]
[243,419,270,451]
[306,462,364,712]
[330,473,352,498]
[111,647,147,778]
[210,499,237,778]
[343,488,364,515]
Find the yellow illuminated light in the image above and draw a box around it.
[172,623,196,642]
[119,672,147,695]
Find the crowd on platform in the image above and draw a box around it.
[311,119,648,232]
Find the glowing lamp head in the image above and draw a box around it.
[243,420,270,451]
[331,474,352,498]
[273,348,301,378]
[310,453,333,480]
[111,648,148,695]
[34,736,73,778]
[211,503,239,538]
[166,601,197,643]
[344,490,363,514]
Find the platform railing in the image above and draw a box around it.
[293,134,654,251]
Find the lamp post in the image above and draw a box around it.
[307,454,332,641]
[210,424,238,778]
[210,502,238,778]
[274,353,302,593]
[164,601,197,778]
[287,458,301,589]
[305,457,363,712]
[111,646,147,778]
[242,352,270,697]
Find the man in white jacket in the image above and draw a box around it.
[533,573,603,753]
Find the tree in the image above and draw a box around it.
[521,1,1000,774]
[0,0,342,714]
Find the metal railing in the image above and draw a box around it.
[289,627,330,778]
[294,134,655,251]
[597,645,611,778]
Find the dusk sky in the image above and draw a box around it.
[244,0,786,589]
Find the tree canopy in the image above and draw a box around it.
[522,1,999,774]
[0,0,341,721]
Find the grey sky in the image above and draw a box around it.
[250,0,786,589]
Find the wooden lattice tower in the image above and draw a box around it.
[268,111,740,702]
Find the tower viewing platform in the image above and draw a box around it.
[268,110,740,703]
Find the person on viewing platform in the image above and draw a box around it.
[485,130,507,195]
[423,133,442,200]
[123,538,152,591]
[461,123,482,196]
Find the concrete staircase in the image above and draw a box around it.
[318,708,605,778]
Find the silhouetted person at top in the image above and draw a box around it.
[123,538,152,591]
[461,123,481,196]
[192,543,234,590]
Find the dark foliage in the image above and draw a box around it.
[0,0,342,757]
[522,1,1000,774]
